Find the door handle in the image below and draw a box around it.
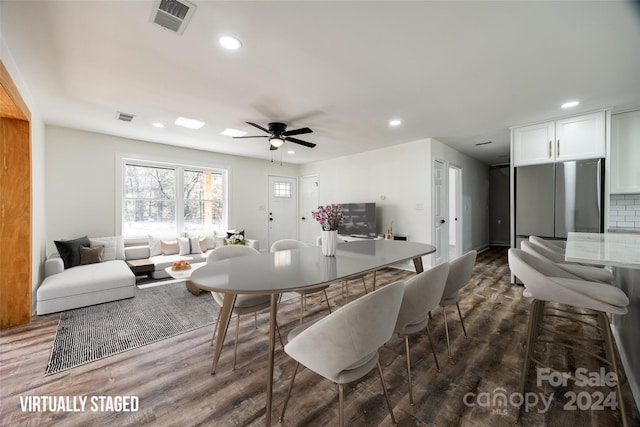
[441,219,446,224]
[269,218,274,221]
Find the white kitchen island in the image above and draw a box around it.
[565,232,640,411]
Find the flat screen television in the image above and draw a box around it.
[338,203,377,237]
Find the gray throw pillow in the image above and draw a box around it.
[54,236,91,269]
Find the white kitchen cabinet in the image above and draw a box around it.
[555,112,605,162]
[512,111,605,166]
[512,121,555,166]
[610,109,640,194]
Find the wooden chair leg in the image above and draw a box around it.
[323,289,332,313]
[443,306,453,359]
[404,336,414,405]
[456,302,468,338]
[425,323,440,371]
[377,361,397,425]
[338,383,345,427]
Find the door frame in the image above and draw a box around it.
[448,164,463,259]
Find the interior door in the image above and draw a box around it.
[300,175,319,245]
[433,159,446,265]
[268,175,298,248]
[448,165,462,259]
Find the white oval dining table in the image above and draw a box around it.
[190,239,436,426]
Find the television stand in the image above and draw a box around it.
[338,234,379,242]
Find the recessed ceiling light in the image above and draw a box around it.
[561,101,580,109]
[221,128,246,137]
[152,122,165,128]
[219,36,242,50]
[389,119,401,127]
[175,117,205,129]
[287,150,295,155]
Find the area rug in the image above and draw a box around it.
[45,282,215,376]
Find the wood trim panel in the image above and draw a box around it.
[0,60,32,329]
[0,60,30,121]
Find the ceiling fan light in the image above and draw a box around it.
[270,136,284,147]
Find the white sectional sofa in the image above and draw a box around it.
[37,231,258,314]
[37,255,136,315]
[125,231,259,279]
[37,235,136,315]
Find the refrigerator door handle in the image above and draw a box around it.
[548,140,552,158]
[557,139,560,157]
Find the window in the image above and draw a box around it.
[121,160,227,236]
[273,181,292,198]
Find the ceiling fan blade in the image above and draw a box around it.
[246,122,270,133]
[286,136,316,148]
[233,135,268,139]
[283,127,313,137]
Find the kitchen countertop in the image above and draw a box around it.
[565,232,640,269]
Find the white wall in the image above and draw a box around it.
[1,32,47,313]
[300,138,490,263]
[45,126,300,254]
[431,138,490,253]
[301,139,433,243]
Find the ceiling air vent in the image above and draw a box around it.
[116,112,135,122]
[150,0,197,35]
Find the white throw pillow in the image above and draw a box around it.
[189,236,203,254]
[149,233,181,257]
[186,230,216,250]
[89,236,125,261]
[178,237,190,255]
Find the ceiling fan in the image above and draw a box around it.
[233,122,316,150]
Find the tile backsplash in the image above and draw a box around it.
[609,194,640,230]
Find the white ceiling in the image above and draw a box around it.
[3,1,640,166]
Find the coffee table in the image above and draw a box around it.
[164,263,204,295]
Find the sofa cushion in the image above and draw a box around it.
[54,236,91,269]
[178,237,190,255]
[80,245,104,265]
[37,260,135,301]
[186,230,217,250]
[149,233,181,256]
[189,236,203,254]
[161,239,179,255]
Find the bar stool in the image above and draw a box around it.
[521,241,613,284]
[508,248,629,426]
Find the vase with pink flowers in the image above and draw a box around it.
[312,204,344,256]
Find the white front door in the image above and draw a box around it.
[300,175,320,245]
[268,175,298,249]
[433,159,446,265]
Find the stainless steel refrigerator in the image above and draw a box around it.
[515,158,604,245]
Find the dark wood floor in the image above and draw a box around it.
[1,247,638,426]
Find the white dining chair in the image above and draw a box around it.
[207,245,282,373]
[280,281,405,426]
[270,239,332,323]
[394,262,450,404]
[440,250,477,358]
[508,248,629,426]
